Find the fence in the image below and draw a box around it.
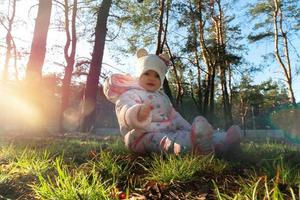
[241,129,285,142]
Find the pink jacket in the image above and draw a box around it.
[103,74,191,136]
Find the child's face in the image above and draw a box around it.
[139,70,161,92]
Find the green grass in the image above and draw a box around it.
[13,148,52,175]
[31,157,113,200]
[1,136,300,199]
[146,154,228,184]
[92,151,125,183]
[0,172,10,184]
[214,176,300,200]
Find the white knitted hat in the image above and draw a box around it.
[136,48,170,87]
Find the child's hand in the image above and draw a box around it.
[137,104,153,122]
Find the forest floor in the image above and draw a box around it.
[0,132,300,200]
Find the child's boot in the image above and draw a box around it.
[225,125,241,152]
[213,125,241,153]
[190,116,214,155]
[226,125,241,145]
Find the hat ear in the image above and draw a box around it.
[158,52,171,65]
[136,48,148,58]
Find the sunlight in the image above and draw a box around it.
[63,107,81,131]
[0,83,43,131]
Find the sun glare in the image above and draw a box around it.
[0,84,43,131]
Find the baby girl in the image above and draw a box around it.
[103,48,241,155]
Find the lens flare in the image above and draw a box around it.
[62,98,96,131]
[63,107,81,131]
[0,83,43,132]
[269,104,300,144]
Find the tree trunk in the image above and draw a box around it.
[155,0,174,104]
[272,0,296,105]
[189,0,203,113]
[2,0,16,81]
[240,98,248,136]
[60,0,78,132]
[213,0,232,127]
[197,0,214,118]
[165,42,181,108]
[23,0,52,134]
[208,66,215,123]
[203,71,210,117]
[155,0,165,55]
[26,0,52,82]
[80,0,112,132]
[220,67,233,128]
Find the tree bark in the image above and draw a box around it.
[189,0,203,113]
[25,0,52,82]
[165,42,182,108]
[213,0,232,127]
[2,0,16,81]
[196,0,214,119]
[80,0,112,132]
[273,0,296,105]
[155,0,174,105]
[60,0,78,132]
[155,0,165,55]
[22,0,52,134]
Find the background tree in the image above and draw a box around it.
[22,0,52,133]
[211,0,234,128]
[80,0,112,132]
[0,0,17,81]
[231,75,289,131]
[25,0,52,82]
[59,0,78,132]
[156,0,174,104]
[174,0,243,127]
[248,0,300,105]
